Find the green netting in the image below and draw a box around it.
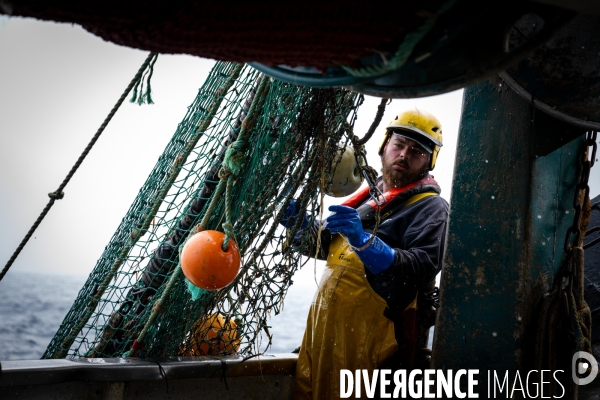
[42,61,363,359]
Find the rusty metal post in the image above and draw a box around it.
[431,76,585,393]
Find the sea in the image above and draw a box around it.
[0,270,434,361]
[0,270,317,361]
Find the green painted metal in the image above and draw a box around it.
[431,76,585,391]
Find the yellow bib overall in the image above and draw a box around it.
[294,235,417,399]
[293,193,435,399]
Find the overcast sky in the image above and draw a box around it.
[0,16,597,282]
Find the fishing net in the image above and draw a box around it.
[42,61,363,359]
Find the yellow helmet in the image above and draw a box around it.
[378,109,443,170]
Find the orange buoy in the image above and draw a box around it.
[181,230,240,290]
[181,313,241,356]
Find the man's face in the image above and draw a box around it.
[381,134,430,188]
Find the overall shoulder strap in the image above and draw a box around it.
[360,191,439,229]
[379,192,438,221]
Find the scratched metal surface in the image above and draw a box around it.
[432,76,583,392]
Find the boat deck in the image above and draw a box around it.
[0,354,297,399]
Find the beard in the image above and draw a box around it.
[381,153,429,189]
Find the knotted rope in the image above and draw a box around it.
[205,75,270,250]
[53,61,243,359]
[125,76,270,357]
[0,52,158,284]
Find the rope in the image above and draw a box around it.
[197,179,228,231]
[229,90,345,294]
[130,54,159,105]
[222,177,236,249]
[571,247,592,356]
[41,61,362,359]
[125,221,206,357]
[314,133,327,261]
[199,76,271,248]
[125,76,271,357]
[52,61,243,359]
[0,52,158,284]
[566,248,592,400]
[355,97,389,146]
[129,264,183,356]
[348,97,385,187]
[533,133,595,397]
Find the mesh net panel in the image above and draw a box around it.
[42,61,363,359]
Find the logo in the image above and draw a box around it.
[338,253,353,263]
[572,351,599,385]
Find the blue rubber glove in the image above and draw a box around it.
[280,200,309,229]
[326,205,395,274]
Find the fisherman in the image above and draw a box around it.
[282,109,450,399]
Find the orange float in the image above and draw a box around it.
[181,230,240,290]
[181,313,241,356]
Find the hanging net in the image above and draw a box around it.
[42,61,363,359]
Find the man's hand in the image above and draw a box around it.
[326,205,370,248]
[326,205,395,274]
[280,200,309,229]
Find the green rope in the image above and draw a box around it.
[52,62,243,359]
[125,76,271,356]
[220,77,271,248]
[222,177,236,250]
[197,76,271,247]
[43,61,362,360]
[127,265,184,357]
[130,53,159,105]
